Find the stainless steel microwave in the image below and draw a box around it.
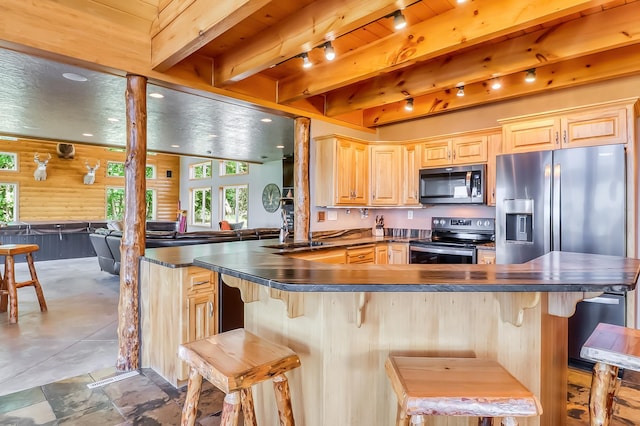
[419,164,486,205]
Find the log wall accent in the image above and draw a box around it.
[116,74,147,372]
[293,117,310,242]
[0,138,180,221]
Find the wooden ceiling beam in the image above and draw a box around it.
[325,1,640,117]
[212,0,412,86]
[151,0,272,72]
[362,43,640,127]
[277,0,614,104]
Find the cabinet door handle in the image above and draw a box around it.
[453,150,456,160]
[192,280,209,286]
[208,301,214,317]
[448,150,451,160]
[555,131,559,145]
[563,130,567,144]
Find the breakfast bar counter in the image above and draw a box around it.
[142,240,640,426]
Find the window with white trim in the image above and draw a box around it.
[191,187,212,226]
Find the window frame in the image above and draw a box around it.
[219,184,248,227]
[0,152,18,171]
[0,182,18,223]
[219,160,249,177]
[106,161,155,179]
[105,186,156,220]
[190,161,213,180]
[191,186,212,226]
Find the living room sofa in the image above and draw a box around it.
[89,227,280,275]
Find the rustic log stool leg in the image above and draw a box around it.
[0,258,7,313]
[181,366,203,426]
[385,357,541,426]
[178,329,301,426]
[589,362,619,426]
[580,323,640,426]
[4,254,18,323]
[26,252,47,312]
[220,392,241,426]
[240,388,258,426]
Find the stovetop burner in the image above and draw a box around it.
[411,216,495,246]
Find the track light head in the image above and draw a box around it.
[324,42,336,61]
[404,98,414,112]
[456,85,465,97]
[393,10,407,30]
[300,52,312,69]
[525,68,537,82]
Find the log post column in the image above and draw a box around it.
[116,74,147,371]
[293,117,310,242]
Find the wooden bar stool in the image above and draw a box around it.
[0,244,47,324]
[178,328,301,426]
[580,322,640,426]
[385,356,542,426]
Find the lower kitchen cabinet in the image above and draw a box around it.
[375,244,389,264]
[140,260,218,387]
[477,248,496,264]
[347,245,375,264]
[388,243,408,264]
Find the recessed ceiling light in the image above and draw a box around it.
[62,72,88,82]
[171,144,180,148]
[491,78,502,90]
[276,145,285,149]
[208,134,218,138]
[149,93,164,99]
[107,117,119,122]
[0,136,18,141]
[82,133,94,137]
[261,118,272,123]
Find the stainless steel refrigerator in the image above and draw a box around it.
[495,144,626,368]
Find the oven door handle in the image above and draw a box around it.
[410,245,475,256]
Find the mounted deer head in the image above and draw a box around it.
[33,153,51,181]
[83,160,100,185]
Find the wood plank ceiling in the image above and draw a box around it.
[73,0,640,129]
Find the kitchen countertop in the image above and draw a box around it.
[142,238,640,293]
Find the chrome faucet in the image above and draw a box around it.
[279,209,289,243]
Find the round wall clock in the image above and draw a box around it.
[261,183,281,213]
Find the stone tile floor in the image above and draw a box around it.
[0,367,226,426]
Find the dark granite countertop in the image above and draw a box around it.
[142,238,640,293]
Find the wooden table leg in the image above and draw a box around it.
[26,252,47,312]
[181,366,203,426]
[0,256,7,313]
[5,255,18,324]
[589,362,619,426]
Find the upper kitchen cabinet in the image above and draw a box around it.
[420,135,488,168]
[486,131,503,207]
[315,135,369,206]
[402,144,421,206]
[370,145,401,206]
[500,98,639,154]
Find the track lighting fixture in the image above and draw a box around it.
[456,85,465,97]
[491,78,502,90]
[525,68,537,82]
[300,52,312,69]
[392,10,407,30]
[404,98,414,112]
[323,41,336,61]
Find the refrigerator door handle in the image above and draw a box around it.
[543,163,552,253]
[582,296,621,305]
[552,163,561,251]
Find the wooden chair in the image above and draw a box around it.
[385,356,542,426]
[580,322,640,426]
[178,328,301,426]
[0,244,48,324]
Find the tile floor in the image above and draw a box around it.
[1,256,639,425]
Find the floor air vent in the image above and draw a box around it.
[87,370,139,389]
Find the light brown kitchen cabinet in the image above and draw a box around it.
[388,243,409,264]
[288,248,346,264]
[370,145,400,205]
[347,245,375,264]
[375,244,389,264]
[500,99,634,154]
[477,248,496,264]
[140,262,218,387]
[420,135,488,168]
[402,143,421,206]
[486,131,503,206]
[315,135,369,206]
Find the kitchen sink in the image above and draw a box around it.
[265,241,326,249]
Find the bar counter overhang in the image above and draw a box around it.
[145,240,640,426]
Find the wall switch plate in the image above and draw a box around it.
[408,210,413,219]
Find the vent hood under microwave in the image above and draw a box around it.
[419,164,486,205]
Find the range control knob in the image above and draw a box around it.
[477,220,483,227]
[484,220,492,227]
